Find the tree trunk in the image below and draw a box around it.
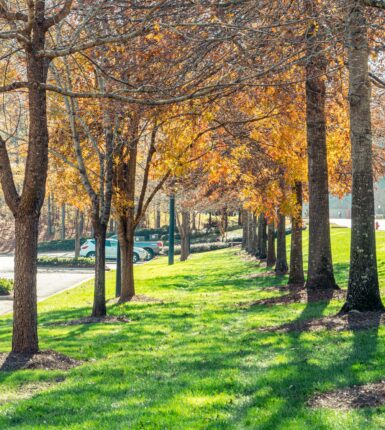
[180,211,191,262]
[266,221,276,267]
[61,203,66,240]
[12,216,39,353]
[75,208,81,259]
[119,222,135,301]
[258,215,267,260]
[92,223,107,317]
[156,203,161,229]
[305,8,338,290]
[241,210,248,250]
[47,194,52,239]
[289,182,305,285]
[275,214,288,274]
[341,3,383,312]
[250,214,258,255]
[9,31,50,353]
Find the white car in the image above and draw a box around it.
[80,239,148,263]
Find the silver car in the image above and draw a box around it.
[80,239,148,263]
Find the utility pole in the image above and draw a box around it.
[168,194,175,265]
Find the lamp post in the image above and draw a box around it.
[168,194,175,265]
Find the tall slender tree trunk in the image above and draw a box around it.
[12,216,39,353]
[250,214,258,255]
[266,221,276,267]
[47,194,52,239]
[75,208,81,259]
[156,203,161,229]
[180,211,191,262]
[241,210,248,250]
[305,6,338,290]
[258,215,267,260]
[341,2,383,312]
[61,203,66,240]
[9,27,50,353]
[92,223,107,317]
[289,182,305,285]
[118,220,135,301]
[275,214,288,274]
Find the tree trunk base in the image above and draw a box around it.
[306,274,339,290]
[339,299,384,315]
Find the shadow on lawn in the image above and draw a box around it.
[229,284,382,430]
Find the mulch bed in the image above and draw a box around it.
[108,295,164,305]
[239,271,276,280]
[259,311,385,333]
[51,315,131,326]
[0,350,80,371]
[309,381,385,409]
[243,288,346,307]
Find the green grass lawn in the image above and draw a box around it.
[0,227,385,429]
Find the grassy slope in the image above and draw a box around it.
[0,227,384,429]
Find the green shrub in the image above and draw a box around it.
[37,256,96,268]
[162,242,231,256]
[37,238,88,252]
[0,278,13,296]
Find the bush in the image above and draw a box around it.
[0,278,13,296]
[37,256,96,268]
[37,238,88,252]
[162,242,231,256]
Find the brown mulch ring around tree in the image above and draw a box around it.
[0,350,80,371]
[50,315,132,326]
[108,295,164,305]
[238,271,276,280]
[241,288,346,307]
[259,311,385,333]
[308,381,385,409]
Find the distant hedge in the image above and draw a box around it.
[162,242,231,256]
[37,238,88,252]
[0,278,13,296]
[37,256,96,268]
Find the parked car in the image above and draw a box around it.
[80,239,148,263]
[109,235,163,259]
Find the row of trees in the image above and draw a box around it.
[0,0,385,354]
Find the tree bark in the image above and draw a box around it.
[289,182,305,285]
[47,194,52,239]
[258,214,267,260]
[92,223,107,317]
[241,210,248,250]
[156,203,161,229]
[250,214,258,255]
[75,208,81,259]
[118,220,135,301]
[61,203,66,240]
[180,211,191,261]
[341,2,383,312]
[266,221,276,267]
[305,6,338,290]
[12,216,39,353]
[275,214,288,274]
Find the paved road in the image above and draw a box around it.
[0,253,95,315]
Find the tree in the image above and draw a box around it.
[304,1,338,291]
[341,0,384,312]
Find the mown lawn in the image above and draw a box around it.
[0,227,385,429]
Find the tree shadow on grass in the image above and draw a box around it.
[226,282,382,429]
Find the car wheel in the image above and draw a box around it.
[86,251,96,258]
[133,253,139,264]
[144,248,155,259]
